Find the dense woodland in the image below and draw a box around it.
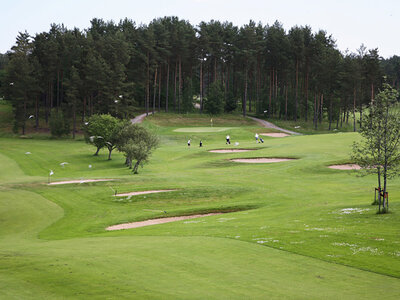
[1,17,399,135]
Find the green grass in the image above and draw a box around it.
[0,111,399,298]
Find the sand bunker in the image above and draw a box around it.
[48,179,114,185]
[328,164,361,170]
[230,158,295,163]
[209,149,255,153]
[106,213,222,230]
[115,189,177,197]
[260,133,290,137]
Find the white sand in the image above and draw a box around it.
[260,133,290,137]
[106,213,222,230]
[230,158,295,163]
[115,189,177,197]
[209,149,254,153]
[48,179,114,185]
[328,164,361,170]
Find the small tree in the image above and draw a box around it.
[49,109,70,138]
[224,90,237,113]
[84,114,124,159]
[204,80,224,115]
[351,83,400,213]
[117,124,159,174]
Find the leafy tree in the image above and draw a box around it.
[84,114,124,159]
[204,80,224,115]
[117,124,159,174]
[351,83,400,213]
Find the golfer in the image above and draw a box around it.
[188,139,191,147]
[255,133,259,143]
[226,135,230,144]
[199,140,203,147]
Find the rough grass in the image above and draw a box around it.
[0,110,399,298]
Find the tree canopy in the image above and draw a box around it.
[1,18,399,134]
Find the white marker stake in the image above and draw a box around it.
[48,170,54,184]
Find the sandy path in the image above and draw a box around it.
[248,116,301,135]
[106,213,222,230]
[328,164,361,170]
[260,133,290,137]
[231,158,295,163]
[48,179,114,185]
[130,112,153,124]
[209,149,254,153]
[115,189,177,197]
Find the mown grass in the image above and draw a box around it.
[0,111,399,298]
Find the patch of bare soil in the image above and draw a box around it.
[115,189,177,197]
[106,213,222,230]
[209,149,255,153]
[48,179,114,185]
[230,158,295,163]
[328,164,361,170]
[260,133,290,137]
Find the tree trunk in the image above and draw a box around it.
[313,92,317,129]
[305,71,309,121]
[72,104,76,139]
[174,60,177,112]
[328,98,332,131]
[285,84,288,121]
[22,100,26,135]
[371,82,374,105]
[214,57,217,82]
[269,69,272,118]
[133,160,140,174]
[35,96,39,130]
[158,66,161,112]
[57,69,60,111]
[243,65,248,117]
[382,104,389,212]
[200,60,203,114]
[178,56,182,113]
[319,93,323,124]
[83,97,86,122]
[294,59,298,122]
[353,87,356,132]
[359,99,363,129]
[94,146,101,156]
[146,52,150,116]
[166,62,169,112]
[152,66,158,115]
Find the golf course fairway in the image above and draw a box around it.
[0,113,399,299]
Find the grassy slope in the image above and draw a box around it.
[0,112,399,298]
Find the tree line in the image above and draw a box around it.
[1,17,399,135]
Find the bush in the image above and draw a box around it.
[49,109,70,137]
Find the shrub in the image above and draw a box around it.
[49,109,70,137]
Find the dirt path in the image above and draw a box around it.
[130,112,153,124]
[248,116,301,135]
